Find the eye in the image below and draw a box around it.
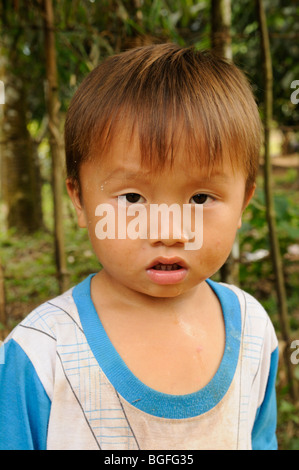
[190,194,213,205]
[118,193,145,204]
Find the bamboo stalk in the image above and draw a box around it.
[256,0,298,402]
[211,0,232,60]
[42,0,68,293]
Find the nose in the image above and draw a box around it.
[150,235,189,248]
[147,204,190,247]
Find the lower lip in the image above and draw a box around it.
[146,268,188,285]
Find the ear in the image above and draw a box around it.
[66,179,87,228]
[237,183,256,229]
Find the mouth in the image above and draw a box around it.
[147,256,187,270]
[151,262,184,271]
[146,257,188,285]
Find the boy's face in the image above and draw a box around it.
[67,130,254,300]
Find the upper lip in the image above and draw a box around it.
[146,256,188,270]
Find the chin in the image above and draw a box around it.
[143,284,191,299]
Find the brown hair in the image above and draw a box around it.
[64,43,262,194]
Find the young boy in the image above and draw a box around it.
[0,43,278,450]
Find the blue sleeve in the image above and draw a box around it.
[0,339,51,450]
[251,347,279,450]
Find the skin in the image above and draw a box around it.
[67,130,255,395]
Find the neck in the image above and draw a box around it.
[91,269,213,318]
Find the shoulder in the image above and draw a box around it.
[216,283,279,427]
[219,282,278,351]
[219,281,267,315]
[6,284,81,351]
[0,289,80,451]
[12,287,81,340]
[219,283,279,400]
[4,287,81,400]
[207,280,277,344]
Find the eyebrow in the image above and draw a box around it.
[104,166,233,185]
[184,170,233,185]
[104,167,154,182]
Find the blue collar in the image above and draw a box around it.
[72,274,241,419]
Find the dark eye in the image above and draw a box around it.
[125,193,142,203]
[191,194,209,204]
[118,193,145,205]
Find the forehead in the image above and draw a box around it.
[85,81,254,184]
[86,126,242,185]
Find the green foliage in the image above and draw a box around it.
[239,173,299,321]
[232,0,299,128]
[0,191,100,307]
[277,398,299,450]
[122,0,209,45]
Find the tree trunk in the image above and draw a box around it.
[211,0,232,60]
[42,0,68,293]
[0,44,43,233]
[256,0,298,402]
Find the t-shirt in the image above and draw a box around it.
[0,275,278,450]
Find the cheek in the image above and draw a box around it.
[198,223,239,269]
[89,235,143,271]
[203,210,240,245]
